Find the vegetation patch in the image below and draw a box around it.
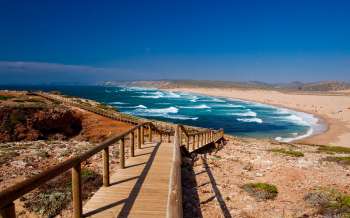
[22,169,102,217]
[1,110,27,132]
[268,148,304,157]
[0,150,19,165]
[242,183,278,200]
[304,188,350,217]
[323,156,350,166]
[98,103,119,112]
[317,145,350,154]
[0,95,15,101]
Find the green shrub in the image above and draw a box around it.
[30,191,70,217]
[81,169,96,180]
[318,145,350,154]
[242,182,278,200]
[269,148,304,157]
[305,188,350,217]
[323,156,350,166]
[0,95,15,101]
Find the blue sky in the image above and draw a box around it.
[0,0,349,84]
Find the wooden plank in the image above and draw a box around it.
[83,142,175,218]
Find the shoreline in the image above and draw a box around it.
[164,87,350,147]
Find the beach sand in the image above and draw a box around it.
[167,87,350,147]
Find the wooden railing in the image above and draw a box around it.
[0,122,171,218]
[167,125,224,218]
[167,125,183,218]
[178,125,224,152]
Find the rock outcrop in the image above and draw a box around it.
[0,106,82,142]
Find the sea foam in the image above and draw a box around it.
[137,106,179,114]
[237,118,263,123]
[179,104,211,109]
[231,110,257,117]
[109,101,127,105]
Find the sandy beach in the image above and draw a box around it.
[167,87,350,147]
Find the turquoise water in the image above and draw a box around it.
[0,85,324,141]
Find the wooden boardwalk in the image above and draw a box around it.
[83,141,174,217]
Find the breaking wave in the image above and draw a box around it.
[211,103,245,108]
[237,118,263,123]
[231,110,257,117]
[109,101,127,105]
[179,104,211,109]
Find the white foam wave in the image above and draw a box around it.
[237,118,263,123]
[211,103,245,108]
[140,106,179,114]
[136,90,181,99]
[125,87,156,91]
[135,105,147,109]
[179,104,211,109]
[156,102,171,105]
[116,104,148,109]
[274,108,291,115]
[231,110,257,117]
[190,96,198,102]
[274,109,325,142]
[197,98,226,103]
[211,98,226,102]
[164,91,181,98]
[275,128,314,143]
[109,102,127,105]
[164,114,198,120]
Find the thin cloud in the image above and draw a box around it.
[0,61,123,74]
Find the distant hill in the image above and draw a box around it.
[122,80,350,92]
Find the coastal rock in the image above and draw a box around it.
[0,106,82,142]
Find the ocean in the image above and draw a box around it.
[0,85,325,142]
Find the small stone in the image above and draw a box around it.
[255,172,264,177]
[243,163,254,171]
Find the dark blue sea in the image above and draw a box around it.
[0,85,325,142]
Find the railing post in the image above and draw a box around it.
[168,133,171,143]
[186,136,189,150]
[149,126,152,142]
[103,147,110,187]
[201,133,204,147]
[175,125,180,145]
[72,163,82,218]
[196,134,200,148]
[0,202,16,218]
[130,131,135,157]
[141,126,145,145]
[120,137,125,169]
[192,135,195,151]
[137,127,141,149]
[179,130,182,145]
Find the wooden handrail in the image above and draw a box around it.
[167,125,183,218]
[0,121,171,218]
[166,125,224,217]
[177,125,224,152]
